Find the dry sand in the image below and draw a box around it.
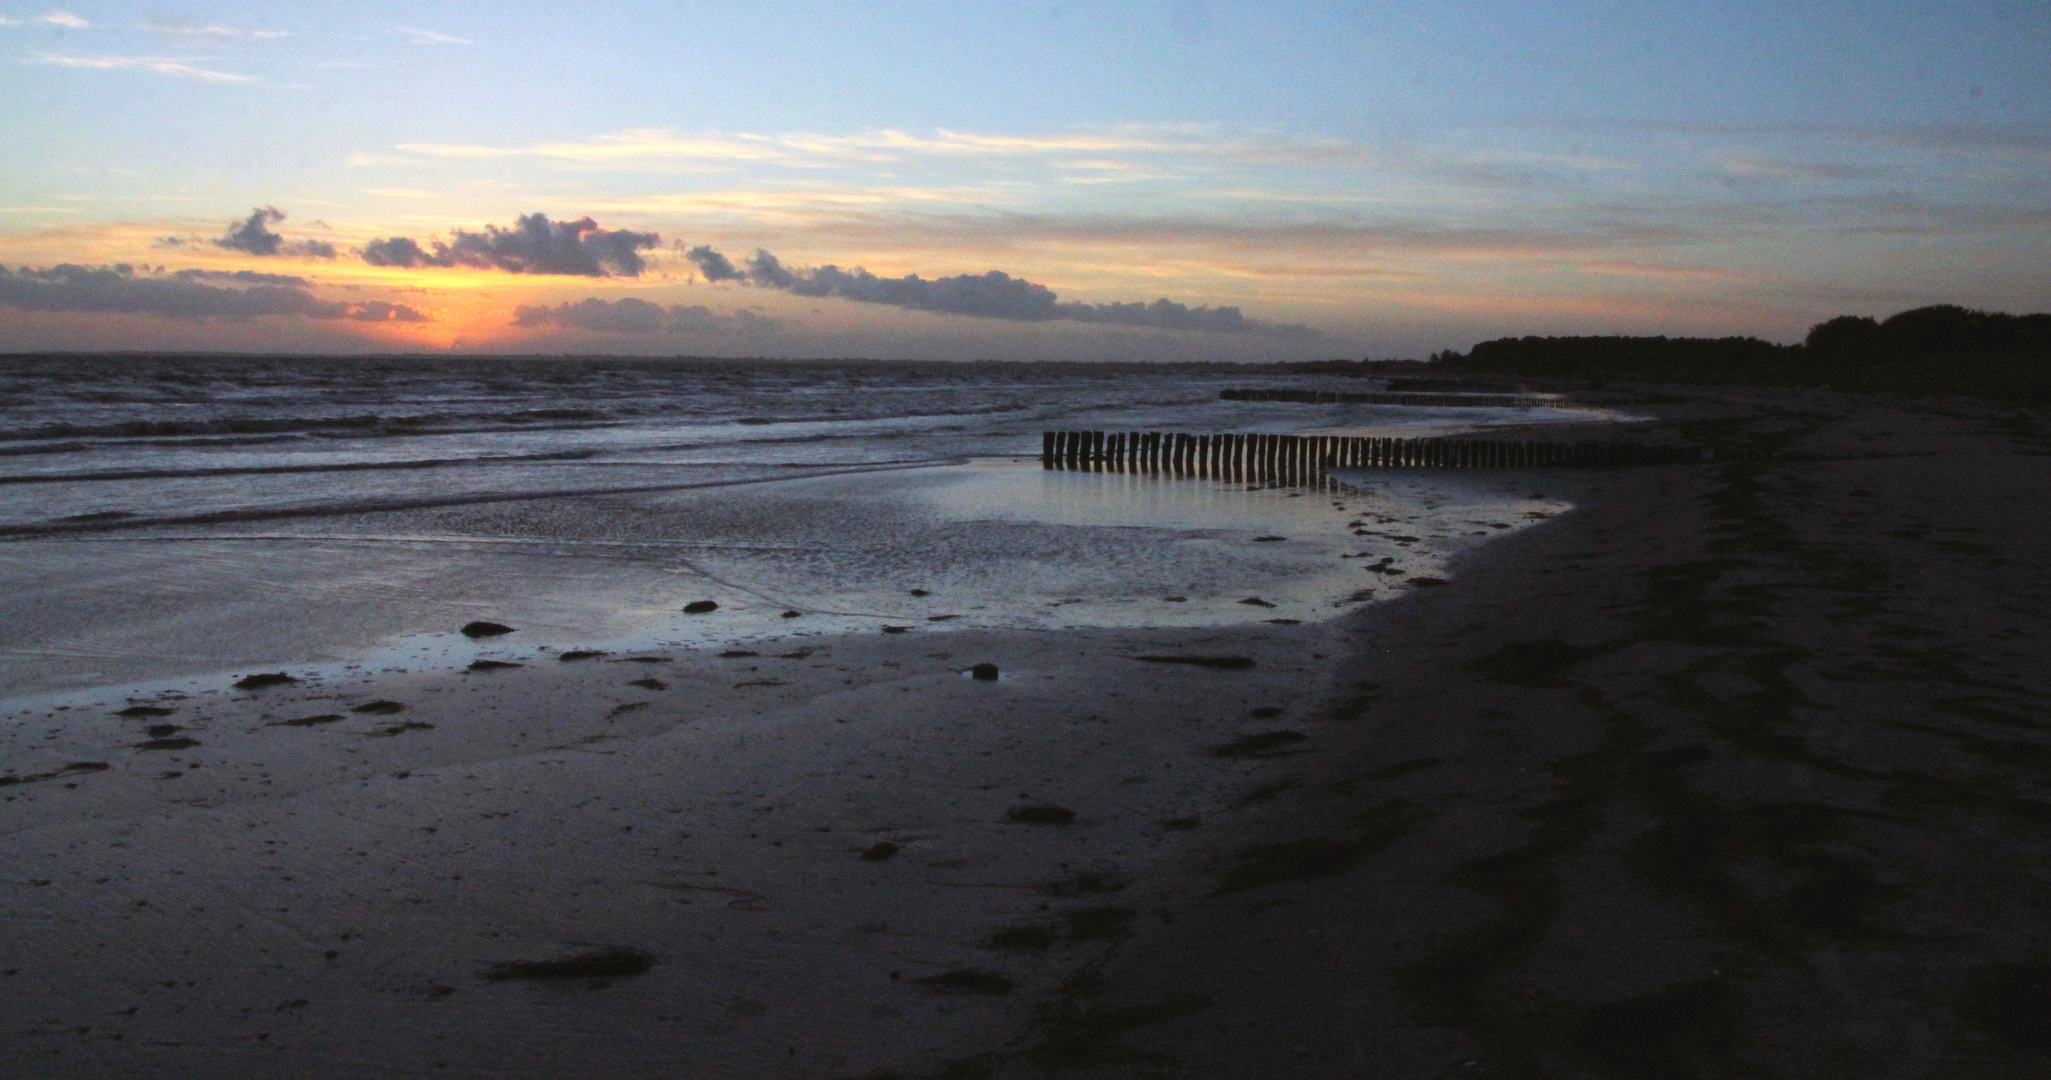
[5,386,2049,1078]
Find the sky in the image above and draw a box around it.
[0,1,2046,361]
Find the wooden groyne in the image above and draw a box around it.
[1220,388,1553,408]
[1040,430,1704,485]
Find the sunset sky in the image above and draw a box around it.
[1,1,2045,360]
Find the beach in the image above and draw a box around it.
[4,374,2048,1078]
[937,387,2051,1078]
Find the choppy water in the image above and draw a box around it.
[0,355,1622,698]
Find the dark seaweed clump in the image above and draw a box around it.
[482,946,654,981]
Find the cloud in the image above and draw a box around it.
[171,268,311,287]
[362,213,658,276]
[210,207,338,258]
[39,11,88,28]
[685,244,744,282]
[140,19,288,39]
[513,297,668,334]
[27,53,253,82]
[394,126,1192,166]
[511,297,780,336]
[214,206,284,255]
[347,300,429,323]
[699,246,1316,337]
[393,26,470,45]
[673,305,780,335]
[1577,261,1749,283]
[0,263,426,322]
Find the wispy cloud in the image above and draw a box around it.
[391,125,1278,168]
[398,129,780,163]
[1577,261,1750,283]
[38,11,89,29]
[393,26,470,45]
[27,53,253,82]
[140,19,288,39]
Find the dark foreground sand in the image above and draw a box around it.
[5,386,2049,1079]
[930,387,2051,1079]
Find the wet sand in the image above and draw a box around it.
[6,387,2049,1077]
[930,388,2051,1078]
[0,611,1372,1078]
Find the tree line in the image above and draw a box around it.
[1428,305,2051,403]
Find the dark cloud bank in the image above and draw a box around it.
[365,214,658,277]
[0,264,425,323]
[512,297,777,335]
[686,244,1317,338]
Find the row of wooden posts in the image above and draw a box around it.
[1219,387,1551,408]
[1041,430,1704,484]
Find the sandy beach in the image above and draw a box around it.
[926,387,2051,1078]
[5,384,2049,1078]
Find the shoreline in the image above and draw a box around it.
[0,453,1566,703]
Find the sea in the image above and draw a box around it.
[0,354,1629,702]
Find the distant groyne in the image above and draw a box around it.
[1040,429,1707,486]
[1218,387,1554,408]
